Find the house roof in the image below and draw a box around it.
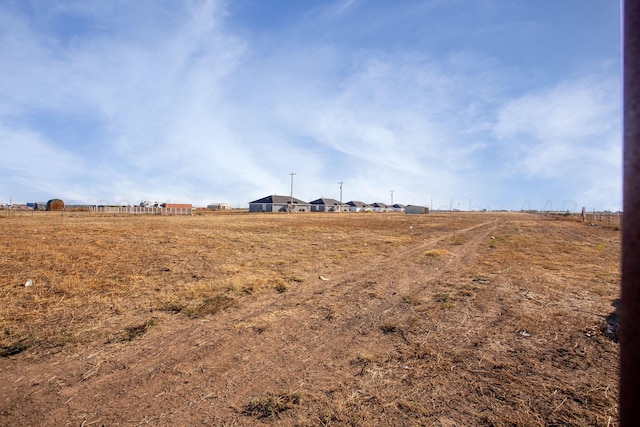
[249,195,309,204]
[392,204,406,208]
[371,202,388,208]
[309,198,347,206]
[347,201,370,207]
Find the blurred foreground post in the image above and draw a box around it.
[622,1,640,424]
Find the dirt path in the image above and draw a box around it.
[0,216,618,426]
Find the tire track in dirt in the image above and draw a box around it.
[0,217,501,425]
[166,217,501,420]
[271,218,499,348]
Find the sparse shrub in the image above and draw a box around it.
[0,336,33,357]
[402,294,423,305]
[243,391,301,418]
[124,317,157,341]
[457,290,476,299]
[159,302,184,313]
[424,249,451,257]
[353,351,377,365]
[275,283,288,293]
[435,293,454,309]
[241,285,255,295]
[380,323,397,334]
[187,294,237,318]
[449,235,466,245]
[109,318,158,343]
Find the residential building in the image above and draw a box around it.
[347,201,372,213]
[309,198,350,212]
[249,195,311,212]
[370,202,389,212]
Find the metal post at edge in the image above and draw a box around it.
[622,0,640,424]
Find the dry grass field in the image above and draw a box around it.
[0,211,620,426]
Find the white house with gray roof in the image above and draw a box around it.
[249,195,311,212]
[309,198,350,212]
[347,201,372,213]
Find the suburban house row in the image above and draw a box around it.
[248,195,429,214]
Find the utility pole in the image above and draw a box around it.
[289,172,296,213]
[338,181,344,210]
[431,197,433,211]
[390,190,394,206]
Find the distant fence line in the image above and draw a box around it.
[1,206,193,216]
[540,211,622,226]
[88,206,192,215]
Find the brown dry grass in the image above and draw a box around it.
[0,211,620,426]
[0,211,432,349]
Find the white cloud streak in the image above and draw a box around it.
[494,76,621,209]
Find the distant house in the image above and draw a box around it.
[391,204,406,212]
[405,205,430,214]
[249,195,311,213]
[207,203,231,210]
[347,201,372,213]
[370,202,389,212]
[309,198,350,212]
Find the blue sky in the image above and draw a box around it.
[0,0,621,210]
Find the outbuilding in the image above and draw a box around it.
[405,205,430,214]
[207,203,231,210]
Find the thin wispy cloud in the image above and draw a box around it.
[0,0,621,210]
[494,75,621,209]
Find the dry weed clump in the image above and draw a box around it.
[423,248,452,257]
[108,317,158,343]
[243,390,301,419]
